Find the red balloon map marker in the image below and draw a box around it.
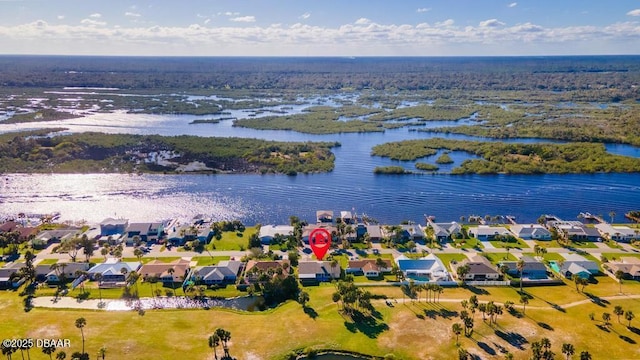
[309,228,331,260]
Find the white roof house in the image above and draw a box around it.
[259,225,294,244]
[469,225,510,240]
[510,224,552,240]
[595,224,638,242]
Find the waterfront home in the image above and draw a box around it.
[298,261,341,283]
[346,259,392,278]
[550,221,601,241]
[365,225,383,242]
[31,229,81,248]
[87,259,141,283]
[137,259,191,284]
[395,254,449,282]
[469,225,511,241]
[99,218,129,237]
[0,220,19,233]
[316,210,334,223]
[428,221,463,242]
[190,260,242,286]
[302,224,338,244]
[510,224,552,240]
[35,262,91,283]
[124,222,164,245]
[400,224,425,241]
[258,225,294,245]
[604,257,640,280]
[594,224,638,243]
[244,260,291,283]
[498,256,547,279]
[451,256,501,281]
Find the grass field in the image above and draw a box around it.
[207,226,258,251]
[435,253,468,271]
[483,252,518,264]
[489,238,529,249]
[194,256,231,266]
[7,277,640,360]
[37,258,58,265]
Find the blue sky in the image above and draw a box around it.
[0,0,639,56]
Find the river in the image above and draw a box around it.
[1,94,639,225]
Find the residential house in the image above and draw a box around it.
[346,259,392,278]
[302,225,338,244]
[552,221,601,241]
[451,256,501,281]
[510,224,552,240]
[0,221,19,233]
[429,221,463,242]
[244,260,291,283]
[258,225,294,245]
[298,261,341,283]
[395,254,449,281]
[365,225,383,242]
[190,260,242,286]
[594,224,638,243]
[498,256,547,279]
[87,259,141,283]
[137,259,190,284]
[0,266,24,289]
[35,262,91,283]
[99,218,129,237]
[605,257,640,280]
[469,225,511,241]
[400,224,425,241]
[31,229,81,248]
[316,210,334,223]
[124,222,164,245]
[559,253,600,278]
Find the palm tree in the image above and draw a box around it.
[516,259,525,292]
[614,305,624,323]
[562,343,575,360]
[214,328,231,359]
[98,346,106,360]
[615,270,624,293]
[94,273,103,302]
[167,268,176,292]
[519,295,529,314]
[42,344,56,359]
[56,351,66,360]
[579,351,592,360]
[609,210,616,224]
[74,318,87,354]
[451,323,462,344]
[208,333,220,360]
[298,291,310,308]
[625,310,635,327]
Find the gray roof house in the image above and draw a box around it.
[469,226,511,241]
[451,256,501,281]
[191,260,242,285]
[35,262,91,283]
[510,224,552,240]
[395,254,450,282]
[498,256,548,279]
[99,218,129,236]
[88,259,141,283]
[429,221,463,241]
[298,261,341,283]
[32,229,80,248]
[124,222,164,245]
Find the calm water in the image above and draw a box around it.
[1,96,640,225]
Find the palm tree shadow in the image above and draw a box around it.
[494,329,528,350]
[343,311,389,339]
[619,335,636,344]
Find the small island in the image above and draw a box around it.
[435,152,454,164]
[415,162,439,171]
[373,166,412,174]
[0,130,338,175]
[372,138,640,174]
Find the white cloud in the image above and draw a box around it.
[125,12,141,18]
[627,9,640,17]
[508,2,518,8]
[80,18,106,26]
[479,19,506,28]
[204,19,211,25]
[57,15,65,20]
[355,18,371,25]
[222,12,240,16]
[229,16,255,23]
[417,8,430,13]
[300,12,311,20]
[435,19,455,27]
[89,13,102,19]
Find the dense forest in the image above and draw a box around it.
[0,56,638,100]
[0,130,338,175]
[371,138,640,175]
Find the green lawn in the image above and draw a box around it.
[435,253,468,271]
[450,237,484,249]
[122,256,182,264]
[194,256,231,266]
[207,226,258,251]
[601,252,640,262]
[489,238,529,249]
[482,252,517,264]
[37,258,58,265]
[570,240,598,248]
[523,252,565,262]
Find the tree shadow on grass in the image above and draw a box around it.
[494,329,528,350]
[596,324,611,333]
[303,306,318,319]
[476,341,496,356]
[619,335,636,344]
[343,311,389,339]
[627,326,640,336]
[584,292,609,307]
[465,286,490,295]
[537,322,554,331]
